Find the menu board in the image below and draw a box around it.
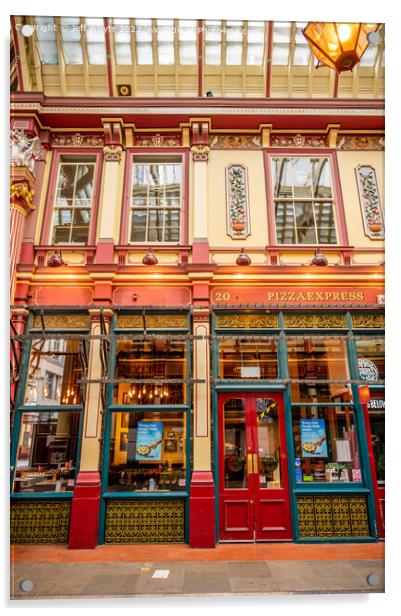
[135,422,163,461]
[300,419,328,458]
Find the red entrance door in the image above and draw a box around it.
[363,391,385,538]
[218,392,292,541]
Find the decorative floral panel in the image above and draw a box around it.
[352,314,385,329]
[226,164,251,239]
[117,314,188,329]
[32,314,90,329]
[356,165,384,239]
[105,500,185,543]
[297,495,370,538]
[216,314,278,329]
[284,314,346,329]
[11,501,71,544]
[271,134,327,148]
[337,135,384,150]
[210,135,261,149]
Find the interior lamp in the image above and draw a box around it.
[303,22,380,72]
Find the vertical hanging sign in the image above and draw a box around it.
[226,164,251,239]
[356,165,384,240]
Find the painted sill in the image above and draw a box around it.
[102,491,189,499]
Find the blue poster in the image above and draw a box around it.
[135,422,163,461]
[300,419,328,458]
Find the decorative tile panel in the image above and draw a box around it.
[226,164,251,240]
[356,165,384,239]
[117,314,187,329]
[11,501,71,544]
[210,134,261,149]
[352,314,385,329]
[297,495,370,538]
[284,314,346,329]
[105,500,185,544]
[32,314,90,329]
[216,314,278,329]
[337,135,384,150]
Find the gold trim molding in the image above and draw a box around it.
[352,314,385,329]
[32,314,90,329]
[284,314,346,328]
[117,314,188,329]
[216,314,278,329]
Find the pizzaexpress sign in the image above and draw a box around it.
[211,286,383,304]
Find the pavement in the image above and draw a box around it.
[10,543,385,599]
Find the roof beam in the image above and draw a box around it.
[80,17,90,97]
[197,19,203,97]
[288,22,296,97]
[174,18,179,97]
[27,16,43,92]
[54,17,67,96]
[151,18,158,96]
[373,29,384,98]
[130,18,138,97]
[104,17,115,97]
[10,16,28,91]
[265,21,273,97]
[221,20,227,96]
[242,21,248,96]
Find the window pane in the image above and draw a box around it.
[13,411,80,493]
[135,20,153,42]
[36,17,57,41]
[247,43,264,65]
[62,42,83,64]
[292,158,313,198]
[85,18,105,42]
[275,201,294,226]
[130,210,147,242]
[356,337,385,380]
[276,227,296,244]
[113,338,187,404]
[313,158,332,198]
[87,42,106,64]
[273,23,291,44]
[52,209,72,244]
[37,41,58,64]
[116,43,132,64]
[113,19,131,43]
[255,398,282,489]
[226,22,243,42]
[293,45,310,65]
[108,411,186,492]
[314,202,335,227]
[272,45,289,65]
[292,406,361,483]
[219,338,278,379]
[317,227,337,244]
[288,337,350,403]
[205,42,221,65]
[71,209,90,242]
[75,164,94,205]
[179,42,197,65]
[137,43,153,64]
[272,158,292,198]
[295,202,317,243]
[60,17,81,41]
[205,21,222,41]
[178,20,197,41]
[56,165,76,205]
[226,43,243,65]
[223,399,248,488]
[24,339,83,405]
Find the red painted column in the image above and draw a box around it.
[10,172,35,304]
[68,472,101,550]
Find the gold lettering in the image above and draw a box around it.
[325,293,332,300]
[316,292,324,300]
[357,292,364,300]
[349,292,356,300]
[341,292,348,300]
[267,292,275,301]
[333,292,340,300]
[298,293,306,301]
[307,293,314,301]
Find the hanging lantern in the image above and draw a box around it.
[303,23,380,72]
[236,248,251,266]
[311,248,328,267]
[142,248,158,265]
[358,384,371,406]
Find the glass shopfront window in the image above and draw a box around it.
[113,337,186,405]
[367,396,385,485]
[219,338,278,380]
[356,337,385,381]
[107,411,186,492]
[13,411,80,493]
[292,405,362,483]
[287,337,350,402]
[24,339,82,406]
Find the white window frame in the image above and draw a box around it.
[129,156,183,245]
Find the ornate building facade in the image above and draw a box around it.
[10,17,384,547]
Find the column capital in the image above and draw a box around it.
[103,144,124,162]
[88,307,114,323]
[10,180,35,214]
[191,144,210,162]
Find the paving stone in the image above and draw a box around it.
[183,571,231,594]
[81,573,141,596]
[229,576,280,593]
[226,560,271,578]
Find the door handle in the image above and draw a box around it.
[247,453,253,475]
[253,454,259,474]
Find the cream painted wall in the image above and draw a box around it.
[336,151,384,249]
[206,150,268,247]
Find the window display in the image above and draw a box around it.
[107,411,186,492]
[13,411,80,493]
[287,336,350,402]
[24,338,83,406]
[292,405,362,483]
[113,337,186,404]
[367,396,385,485]
[219,338,278,380]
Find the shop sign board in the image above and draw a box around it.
[300,419,328,458]
[211,286,384,305]
[135,422,163,461]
